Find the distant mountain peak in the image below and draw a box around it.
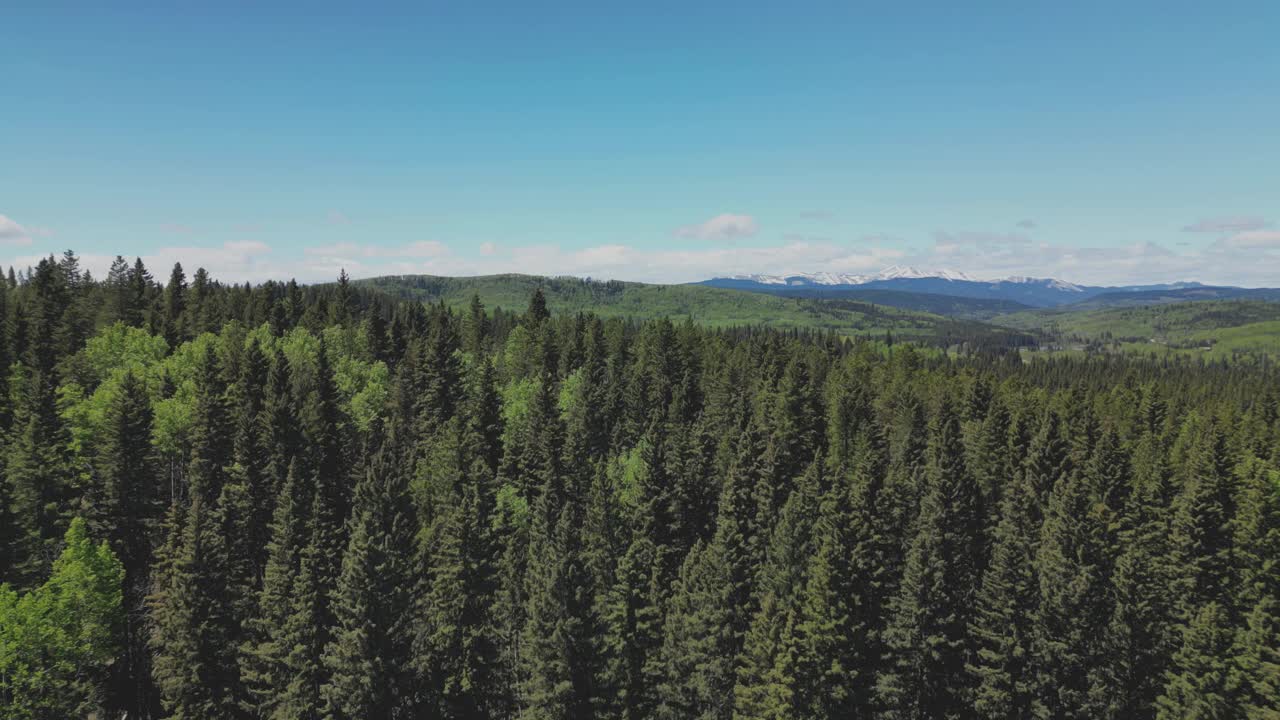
[724,266,979,286]
[999,276,1085,292]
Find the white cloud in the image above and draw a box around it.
[1217,230,1280,249]
[674,213,758,241]
[0,215,36,246]
[479,242,497,256]
[1183,216,1268,233]
[327,210,350,225]
[1016,219,1037,229]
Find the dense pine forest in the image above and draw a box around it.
[1,251,1278,719]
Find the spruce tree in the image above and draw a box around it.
[163,262,188,346]
[415,461,505,718]
[877,399,983,720]
[1031,427,1126,719]
[1170,422,1238,612]
[969,468,1041,720]
[1155,602,1243,719]
[322,451,417,719]
[149,495,241,719]
[241,460,310,717]
[85,370,161,715]
[791,461,883,718]
[519,489,596,719]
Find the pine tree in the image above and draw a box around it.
[321,451,417,718]
[1031,427,1126,718]
[126,257,153,328]
[655,541,737,720]
[1170,422,1238,612]
[149,495,241,719]
[84,370,161,714]
[733,459,823,719]
[164,262,188,346]
[968,468,1041,720]
[241,460,310,717]
[1155,602,1243,719]
[519,489,596,719]
[877,399,984,720]
[7,367,71,584]
[526,287,550,327]
[415,459,505,718]
[1235,597,1280,719]
[790,461,882,718]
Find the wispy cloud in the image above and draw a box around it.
[0,215,36,246]
[673,213,758,241]
[1216,230,1280,249]
[1183,216,1268,233]
[160,223,194,234]
[327,210,351,225]
[1016,219,1037,229]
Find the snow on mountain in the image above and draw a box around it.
[727,267,980,286]
[875,265,978,282]
[999,276,1085,292]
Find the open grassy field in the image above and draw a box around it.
[997,300,1280,361]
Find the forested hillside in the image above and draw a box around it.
[1,252,1278,718]
[358,273,1036,350]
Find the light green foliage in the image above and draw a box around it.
[151,332,222,455]
[500,376,538,440]
[64,322,392,458]
[58,324,170,457]
[558,366,584,415]
[82,322,170,383]
[0,518,124,718]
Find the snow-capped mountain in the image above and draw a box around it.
[727,266,979,286]
[699,267,1195,307]
[698,268,1259,312]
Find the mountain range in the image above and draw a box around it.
[698,266,1230,308]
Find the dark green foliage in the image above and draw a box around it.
[1155,602,1243,719]
[0,262,1276,718]
[85,370,161,714]
[322,452,417,718]
[149,496,242,718]
[969,469,1042,719]
[877,399,984,720]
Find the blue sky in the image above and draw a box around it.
[3,1,1278,285]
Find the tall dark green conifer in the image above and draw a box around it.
[322,451,417,719]
[163,262,188,346]
[877,399,983,720]
[519,488,597,719]
[149,495,241,719]
[1155,602,1243,719]
[85,370,161,715]
[968,467,1041,720]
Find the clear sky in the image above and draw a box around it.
[3,1,1278,285]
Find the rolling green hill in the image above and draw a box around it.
[359,274,1034,348]
[1053,286,1280,311]
[994,299,1280,361]
[720,286,1035,320]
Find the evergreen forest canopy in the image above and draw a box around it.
[0,250,1277,719]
